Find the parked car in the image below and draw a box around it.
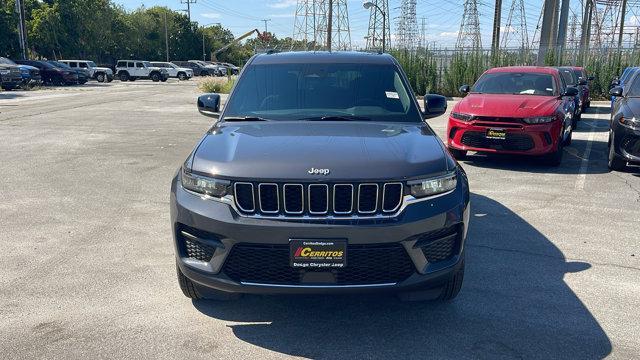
[611,67,640,108]
[173,60,215,76]
[221,62,240,75]
[48,61,89,84]
[14,60,78,85]
[448,66,578,166]
[0,63,22,90]
[204,61,228,76]
[172,51,467,302]
[115,60,169,82]
[150,62,193,80]
[571,66,592,111]
[190,60,224,76]
[557,66,582,128]
[59,59,114,82]
[0,57,40,88]
[608,72,640,171]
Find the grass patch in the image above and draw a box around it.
[198,76,236,94]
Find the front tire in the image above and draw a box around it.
[176,263,240,301]
[608,139,626,171]
[398,256,465,302]
[544,137,564,166]
[119,72,129,82]
[96,73,106,82]
[151,73,160,82]
[177,72,187,81]
[448,147,467,160]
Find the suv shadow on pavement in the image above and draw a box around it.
[192,194,611,359]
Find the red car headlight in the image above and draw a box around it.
[523,116,555,124]
[451,112,474,121]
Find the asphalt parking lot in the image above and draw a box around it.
[1,80,639,359]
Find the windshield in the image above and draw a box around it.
[0,57,16,65]
[558,69,577,86]
[473,72,558,96]
[51,61,71,69]
[223,63,421,123]
[626,76,640,97]
[87,61,97,67]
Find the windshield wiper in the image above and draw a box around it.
[300,115,370,121]
[222,116,270,122]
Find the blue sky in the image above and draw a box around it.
[115,0,573,49]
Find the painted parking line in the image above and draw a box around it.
[575,106,609,191]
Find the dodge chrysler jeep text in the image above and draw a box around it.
[170,52,470,301]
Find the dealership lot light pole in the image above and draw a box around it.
[363,1,386,53]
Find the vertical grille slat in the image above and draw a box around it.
[308,184,329,214]
[333,184,354,214]
[258,183,279,213]
[358,184,378,213]
[233,181,405,217]
[283,184,303,214]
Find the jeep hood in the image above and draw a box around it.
[95,66,113,73]
[191,122,450,181]
[455,93,560,117]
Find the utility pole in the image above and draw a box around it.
[15,0,28,59]
[617,0,628,74]
[491,0,503,57]
[327,0,333,51]
[164,12,170,61]
[579,0,594,65]
[181,0,196,22]
[556,0,570,63]
[537,0,558,65]
[261,19,272,33]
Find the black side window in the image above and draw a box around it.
[117,61,126,67]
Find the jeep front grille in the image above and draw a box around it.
[233,181,404,217]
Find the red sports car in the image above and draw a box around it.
[447,66,578,166]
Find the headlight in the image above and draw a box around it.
[181,169,229,197]
[523,116,555,124]
[619,116,640,129]
[408,172,457,198]
[451,112,474,121]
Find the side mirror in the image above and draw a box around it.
[611,79,620,86]
[578,77,587,86]
[197,93,221,118]
[459,85,470,94]
[587,75,595,81]
[423,94,447,118]
[609,86,623,97]
[562,86,579,97]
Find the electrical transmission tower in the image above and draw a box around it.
[501,0,529,50]
[293,0,351,50]
[395,0,418,50]
[456,0,482,50]
[365,0,390,51]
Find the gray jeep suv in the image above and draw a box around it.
[171,52,470,301]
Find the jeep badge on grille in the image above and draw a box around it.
[307,167,330,175]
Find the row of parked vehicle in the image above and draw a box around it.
[0,57,241,90]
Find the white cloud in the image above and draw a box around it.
[269,13,295,18]
[202,13,221,19]
[268,0,297,9]
[439,31,459,38]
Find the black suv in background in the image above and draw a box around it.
[171,52,469,302]
[15,60,78,85]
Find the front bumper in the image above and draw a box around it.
[447,117,562,155]
[611,124,640,164]
[170,173,470,294]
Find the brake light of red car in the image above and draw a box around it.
[451,112,474,121]
[523,116,555,124]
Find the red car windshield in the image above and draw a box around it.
[472,72,558,96]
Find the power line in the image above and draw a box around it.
[180,0,196,22]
